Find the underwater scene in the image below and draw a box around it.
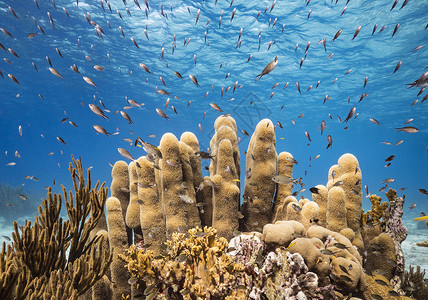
[0,0,427,299]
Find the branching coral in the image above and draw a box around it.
[120,226,246,299]
[402,265,428,299]
[0,155,112,300]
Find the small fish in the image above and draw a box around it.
[375,279,389,287]
[385,155,395,162]
[83,76,97,88]
[139,63,151,74]
[56,136,66,144]
[2,235,11,241]
[409,203,416,210]
[326,135,333,149]
[8,74,20,85]
[393,61,402,73]
[156,108,169,120]
[89,104,108,120]
[241,129,250,136]
[304,131,311,142]
[414,215,428,221]
[392,23,400,37]
[120,111,134,124]
[49,67,63,79]
[17,194,28,200]
[320,249,335,255]
[256,56,278,81]
[0,27,14,38]
[272,175,294,184]
[370,118,381,125]
[118,148,135,161]
[93,125,111,136]
[352,25,362,40]
[291,203,302,212]
[189,74,200,87]
[418,188,428,196]
[344,107,356,123]
[395,126,418,133]
[210,102,224,113]
[131,37,139,48]
[179,194,194,204]
[310,187,319,194]
[332,29,342,41]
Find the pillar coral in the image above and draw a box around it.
[110,161,131,244]
[125,161,140,230]
[272,151,295,223]
[106,197,130,300]
[158,133,200,235]
[242,119,277,232]
[135,156,166,254]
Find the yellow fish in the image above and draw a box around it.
[287,242,296,249]
[233,179,240,182]
[413,215,428,221]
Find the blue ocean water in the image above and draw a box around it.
[0,0,427,267]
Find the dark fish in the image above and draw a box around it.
[344,107,356,123]
[320,120,326,134]
[392,23,400,37]
[56,136,66,144]
[375,279,389,286]
[371,294,384,300]
[352,25,362,40]
[372,24,378,35]
[419,188,428,196]
[326,135,333,149]
[256,56,278,80]
[241,129,250,136]
[393,60,403,73]
[400,0,410,9]
[310,187,319,194]
[409,203,416,210]
[292,203,302,212]
[333,181,343,187]
[332,29,342,41]
[385,155,395,162]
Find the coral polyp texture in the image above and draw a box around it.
[1,116,424,299]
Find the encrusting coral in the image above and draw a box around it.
[0,156,112,300]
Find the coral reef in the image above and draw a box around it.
[1,116,419,300]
